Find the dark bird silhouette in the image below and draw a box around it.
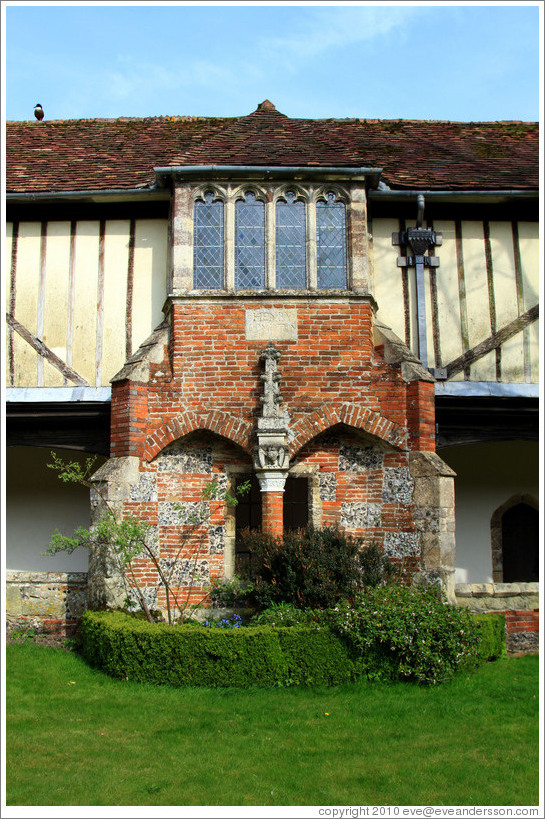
[34,103,44,121]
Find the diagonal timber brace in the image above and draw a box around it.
[6,312,90,386]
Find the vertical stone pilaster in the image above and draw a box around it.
[409,451,457,603]
[265,198,275,289]
[87,456,142,611]
[307,193,317,290]
[348,183,370,294]
[171,184,193,294]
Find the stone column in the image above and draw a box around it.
[409,451,457,603]
[254,343,290,537]
[87,456,141,610]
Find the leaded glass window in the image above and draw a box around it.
[235,192,265,290]
[276,193,306,288]
[193,193,224,289]
[316,192,347,289]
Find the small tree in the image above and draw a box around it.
[46,452,249,625]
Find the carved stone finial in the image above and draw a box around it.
[254,344,290,491]
[259,343,284,420]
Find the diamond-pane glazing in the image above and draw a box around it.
[235,193,265,290]
[276,197,306,288]
[316,196,347,289]
[194,197,224,289]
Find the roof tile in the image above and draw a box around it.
[6,102,538,193]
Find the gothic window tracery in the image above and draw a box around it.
[192,186,348,291]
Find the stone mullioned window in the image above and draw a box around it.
[192,185,348,292]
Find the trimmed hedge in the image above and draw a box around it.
[472,613,506,661]
[78,610,362,688]
[78,609,505,689]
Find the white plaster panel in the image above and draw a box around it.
[441,441,539,584]
[461,221,496,382]
[44,221,71,387]
[73,222,100,386]
[517,221,539,383]
[372,218,405,340]
[433,221,464,376]
[12,222,42,385]
[6,447,107,572]
[102,220,130,386]
[489,221,519,325]
[131,220,168,354]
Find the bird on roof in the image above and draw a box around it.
[34,103,44,121]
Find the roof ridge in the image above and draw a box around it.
[6,115,538,127]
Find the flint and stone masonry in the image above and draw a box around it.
[86,178,455,614]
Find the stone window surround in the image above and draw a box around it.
[170,181,370,295]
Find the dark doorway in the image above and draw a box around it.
[235,474,262,570]
[283,476,309,532]
[502,502,539,582]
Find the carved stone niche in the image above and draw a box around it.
[254,343,290,492]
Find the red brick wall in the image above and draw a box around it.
[108,298,436,610]
[112,300,434,459]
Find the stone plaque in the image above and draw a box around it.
[245,308,298,341]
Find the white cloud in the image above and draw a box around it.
[258,5,418,66]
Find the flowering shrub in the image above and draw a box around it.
[201,613,243,629]
[327,585,481,685]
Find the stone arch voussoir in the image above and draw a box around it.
[289,403,407,457]
[144,411,253,461]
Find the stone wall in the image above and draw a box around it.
[455,582,540,654]
[6,570,87,636]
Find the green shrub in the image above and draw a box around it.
[250,602,322,627]
[208,574,254,608]
[356,541,398,587]
[328,585,481,685]
[78,610,361,688]
[240,526,394,610]
[471,613,506,661]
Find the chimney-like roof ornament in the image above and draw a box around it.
[256,99,276,111]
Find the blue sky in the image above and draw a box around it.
[3,2,541,123]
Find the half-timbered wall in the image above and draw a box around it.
[5,216,538,388]
[371,218,539,383]
[6,219,168,388]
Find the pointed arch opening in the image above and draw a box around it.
[491,494,539,583]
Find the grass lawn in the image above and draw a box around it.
[5,641,539,807]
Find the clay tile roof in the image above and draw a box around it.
[6,101,538,194]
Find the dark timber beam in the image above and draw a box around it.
[6,313,90,387]
[444,304,539,380]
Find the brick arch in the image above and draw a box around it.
[144,410,254,461]
[289,402,407,457]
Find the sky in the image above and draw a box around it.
[2,1,542,123]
